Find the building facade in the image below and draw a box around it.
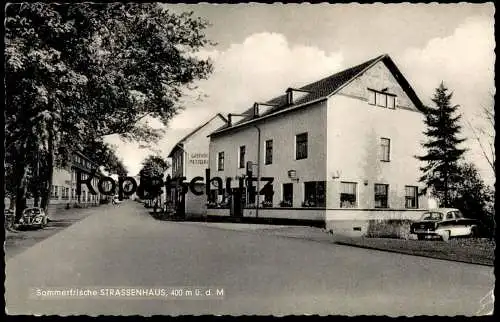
[208,54,429,232]
[42,151,108,209]
[167,113,228,217]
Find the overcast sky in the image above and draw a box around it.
[105,3,495,185]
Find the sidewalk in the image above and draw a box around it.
[5,203,112,260]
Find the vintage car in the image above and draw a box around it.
[18,207,49,229]
[410,208,479,241]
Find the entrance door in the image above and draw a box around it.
[231,188,243,218]
[176,192,186,219]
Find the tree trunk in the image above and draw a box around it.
[13,142,29,223]
[41,127,55,215]
[9,196,16,211]
[34,194,40,207]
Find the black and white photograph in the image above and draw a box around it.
[4,2,495,316]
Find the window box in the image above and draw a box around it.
[261,200,273,208]
[280,200,292,208]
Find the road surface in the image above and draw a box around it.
[6,201,494,316]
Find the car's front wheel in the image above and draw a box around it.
[469,226,478,238]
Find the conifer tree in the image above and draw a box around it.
[417,82,467,207]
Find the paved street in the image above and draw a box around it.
[6,201,494,316]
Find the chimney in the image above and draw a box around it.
[286,88,293,105]
[253,102,259,117]
[227,114,232,126]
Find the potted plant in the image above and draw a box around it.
[280,200,292,207]
[261,200,273,208]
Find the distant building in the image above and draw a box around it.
[167,113,228,218]
[49,151,108,208]
[207,54,429,231]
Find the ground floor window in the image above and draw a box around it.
[208,189,229,208]
[261,184,273,208]
[405,186,418,208]
[51,186,59,199]
[340,182,357,208]
[281,183,293,207]
[374,184,389,208]
[303,181,326,207]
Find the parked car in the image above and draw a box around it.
[410,208,479,241]
[18,207,48,229]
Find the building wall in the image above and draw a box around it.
[185,183,207,216]
[169,115,227,215]
[183,116,226,181]
[209,100,328,209]
[326,60,428,211]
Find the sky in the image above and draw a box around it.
[105,3,495,185]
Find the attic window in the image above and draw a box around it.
[254,102,277,117]
[368,89,396,109]
[286,88,309,105]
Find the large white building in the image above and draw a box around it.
[167,113,228,218]
[207,54,430,233]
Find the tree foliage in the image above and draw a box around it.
[138,155,171,201]
[5,3,213,219]
[139,155,171,180]
[449,162,495,237]
[416,82,467,207]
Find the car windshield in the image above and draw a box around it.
[421,212,443,221]
[455,211,464,218]
[24,208,41,215]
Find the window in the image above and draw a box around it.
[421,212,443,221]
[296,133,308,160]
[303,181,326,208]
[446,212,454,220]
[265,140,273,165]
[340,182,357,208]
[368,90,376,105]
[380,138,391,161]
[387,95,396,109]
[239,146,246,168]
[51,186,59,199]
[405,186,418,209]
[262,183,274,207]
[281,183,293,207]
[368,89,397,109]
[376,92,386,107]
[218,152,224,171]
[374,184,389,208]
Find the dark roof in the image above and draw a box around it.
[210,54,424,136]
[168,113,227,157]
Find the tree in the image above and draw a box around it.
[81,139,128,176]
[139,155,170,181]
[5,3,213,221]
[416,82,467,207]
[449,162,495,237]
[465,93,495,177]
[138,155,170,205]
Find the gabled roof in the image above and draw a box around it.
[210,54,425,137]
[168,113,227,158]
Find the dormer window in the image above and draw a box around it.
[368,89,396,109]
[286,88,310,105]
[253,102,277,117]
